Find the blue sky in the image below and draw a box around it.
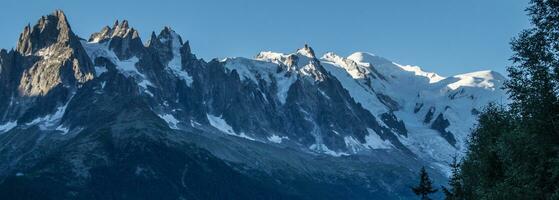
[1,0,529,76]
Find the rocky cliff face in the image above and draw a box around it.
[0,10,506,199]
[16,10,94,96]
[0,10,93,132]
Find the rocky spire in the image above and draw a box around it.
[146,31,158,47]
[147,26,196,64]
[180,40,195,60]
[297,44,316,58]
[0,49,14,82]
[14,10,94,96]
[112,20,132,37]
[159,26,184,44]
[88,26,111,43]
[89,20,140,43]
[16,10,75,55]
[88,20,145,60]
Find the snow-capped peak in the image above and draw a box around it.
[112,20,131,37]
[346,52,444,83]
[445,70,505,90]
[318,50,507,171]
[157,26,183,45]
[347,52,392,66]
[255,51,299,72]
[296,44,316,58]
[88,20,140,43]
[321,52,369,79]
[156,27,193,86]
[256,45,320,72]
[256,44,318,68]
[255,51,287,63]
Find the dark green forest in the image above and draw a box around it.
[415,0,559,199]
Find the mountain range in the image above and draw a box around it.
[0,10,506,199]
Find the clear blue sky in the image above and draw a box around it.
[0,0,530,76]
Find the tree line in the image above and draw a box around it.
[412,0,559,199]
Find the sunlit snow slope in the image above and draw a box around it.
[321,52,507,171]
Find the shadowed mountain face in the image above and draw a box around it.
[0,10,505,199]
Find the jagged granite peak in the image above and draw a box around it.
[255,44,327,82]
[142,26,197,89]
[0,49,16,87]
[111,20,138,39]
[16,10,74,55]
[118,19,129,29]
[180,40,195,60]
[147,26,183,63]
[14,10,94,97]
[89,20,137,43]
[296,43,316,58]
[147,31,158,46]
[88,19,144,60]
[295,44,327,81]
[0,49,14,78]
[0,49,7,64]
[88,26,111,43]
[160,26,184,44]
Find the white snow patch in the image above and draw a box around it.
[267,134,288,143]
[81,41,154,96]
[114,57,154,96]
[276,74,297,104]
[309,143,349,157]
[344,136,366,153]
[164,31,193,86]
[0,121,17,133]
[365,128,393,149]
[223,57,275,83]
[55,124,70,135]
[158,114,180,129]
[238,132,256,141]
[115,57,142,77]
[321,59,388,115]
[26,103,68,130]
[190,120,202,127]
[223,57,297,104]
[206,114,256,141]
[332,130,340,135]
[207,114,235,134]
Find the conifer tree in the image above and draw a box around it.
[412,167,438,200]
[457,1,559,199]
[442,156,463,200]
